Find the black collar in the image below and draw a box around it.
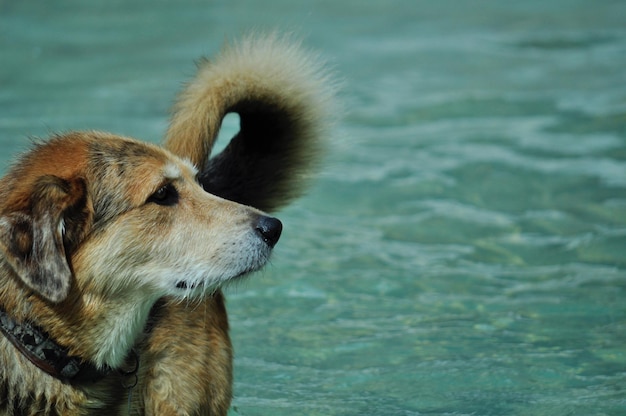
[0,307,112,383]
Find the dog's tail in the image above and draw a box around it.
[163,33,337,212]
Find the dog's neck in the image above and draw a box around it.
[0,306,112,383]
[87,296,158,368]
[0,272,159,374]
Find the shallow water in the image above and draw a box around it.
[1,1,626,415]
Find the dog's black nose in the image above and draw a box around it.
[255,215,282,248]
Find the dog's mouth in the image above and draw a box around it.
[175,280,199,290]
[174,267,260,292]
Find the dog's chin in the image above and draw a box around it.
[172,267,260,296]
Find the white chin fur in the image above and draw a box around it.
[155,237,272,299]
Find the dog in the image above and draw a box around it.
[0,34,334,415]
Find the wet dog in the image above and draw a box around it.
[0,34,334,415]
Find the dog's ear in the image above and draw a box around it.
[0,176,90,303]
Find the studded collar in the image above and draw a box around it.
[0,307,112,383]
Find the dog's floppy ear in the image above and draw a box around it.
[0,176,90,303]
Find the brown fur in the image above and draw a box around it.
[0,34,334,415]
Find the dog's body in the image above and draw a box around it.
[0,35,334,415]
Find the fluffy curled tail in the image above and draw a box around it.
[163,34,337,212]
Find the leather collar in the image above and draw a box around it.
[0,307,112,383]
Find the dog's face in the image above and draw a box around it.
[0,131,281,305]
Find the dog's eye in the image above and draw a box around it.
[147,183,179,206]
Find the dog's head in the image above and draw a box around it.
[0,132,281,304]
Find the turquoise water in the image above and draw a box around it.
[2,1,626,415]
